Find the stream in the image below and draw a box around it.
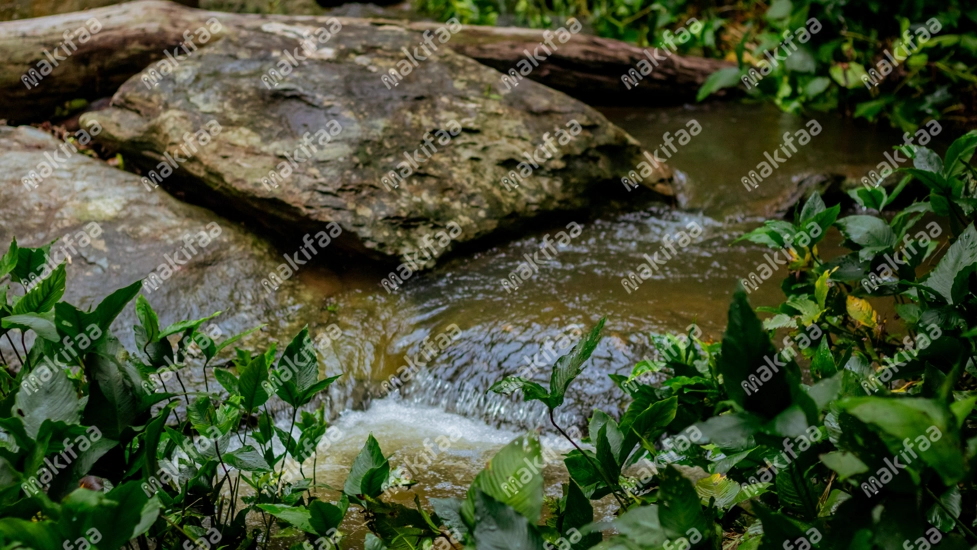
[253,102,915,544]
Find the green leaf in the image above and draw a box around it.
[309,496,348,536]
[697,67,743,102]
[135,296,160,345]
[3,312,59,341]
[765,0,792,19]
[839,397,966,484]
[224,445,271,472]
[489,377,550,402]
[819,451,869,481]
[835,215,897,250]
[623,397,677,459]
[470,489,544,550]
[610,504,667,547]
[718,289,794,418]
[14,365,82,438]
[343,434,389,498]
[468,434,544,523]
[213,368,239,395]
[943,130,977,178]
[921,224,977,304]
[658,466,709,540]
[257,504,314,533]
[278,327,319,395]
[12,263,65,314]
[927,486,960,532]
[547,318,605,409]
[913,147,944,174]
[158,311,221,339]
[0,238,18,279]
[238,353,270,412]
[829,62,868,88]
[11,244,51,284]
[799,192,826,224]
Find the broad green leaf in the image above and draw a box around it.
[257,504,314,533]
[658,466,709,540]
[238,353,270,412]
[547,318,605,409]
[278,326,319,395]
[943,130,977,178]
[12,263,65,314]
[799,192,826,223]
[819,451,869,481]
[839,397,966,484]
[14,365,81,437]
[344,434,389,498]
[610,504,667,548]
[920,224,977,304]
[695,473,742,509]
[158,311,221,339]
[11,244,51,284]
[3,312,58,341]
[0,238,18,278]
[829,62,868,88]
[913,147,944,174]
[697,67,743,102]
[470,489,544,550]
[468,434,544,523]
[135,296,160,345]
[309,496,348,536]
[835,215,897,250]
[718,289,794,418]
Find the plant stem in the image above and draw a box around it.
[4,333,23,367]
[548,408,629,510]
[927,487,977,542]
[19,332,31,372]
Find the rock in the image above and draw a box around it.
[83,17,671,265]
[0,125,330,380]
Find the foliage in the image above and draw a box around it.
[415,0,977,130]
[3,130,977,548]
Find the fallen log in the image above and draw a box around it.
[0,0,734,123]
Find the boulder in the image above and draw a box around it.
[83,16,672,265]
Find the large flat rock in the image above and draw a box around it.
[83,18,671,265]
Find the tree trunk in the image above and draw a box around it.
[0,0,734,123]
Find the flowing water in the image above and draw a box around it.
[270,103,918,545]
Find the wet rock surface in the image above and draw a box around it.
[84,17,671,266]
